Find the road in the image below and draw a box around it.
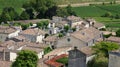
[58,1,120,7]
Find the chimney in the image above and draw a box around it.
[3,49,5,61]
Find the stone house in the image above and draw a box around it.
[68,47,87,67]
[48,20,68,34]
[66,15,83,28]
[19,28,46,43]
[93,22,105,29]
[43,35,58,48]
[109,50,120,67]
[56,27,103,49]
[0,26,21,42]
[0,40,46,62]
[9,35,27,42]
[107,36,120,44]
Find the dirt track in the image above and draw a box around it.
[58,1,120,7]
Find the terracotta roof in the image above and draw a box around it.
[0,26,16,34]
[13,35,26,40]
[71,27,101,42]
[0,40,47,52]
[43,36,58,42]
[20,28,46,35]
[101,31,116,35]
[94,22,105,28]
[0,60,12,67]
[107,36,120,43]
[27,43,47,48]
[44,47,71,58]
[80,27,101,39]
[67,16,82,22]
[22,46,43,53]
[0,40,15,47]
[45,54,67,67]
[71,31,91,42]
[80,47,93,56]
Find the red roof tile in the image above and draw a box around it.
[45,54,68,67]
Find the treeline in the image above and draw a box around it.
[0,0,76,23]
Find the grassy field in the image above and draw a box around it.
[72,4,120,17]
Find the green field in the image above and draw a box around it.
[0,0,29,14]
[72,4,120,29]
[72,4,120,17]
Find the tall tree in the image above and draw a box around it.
[20,11,30,20]
[12,50,38,67]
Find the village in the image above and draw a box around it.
[0,15,119,67]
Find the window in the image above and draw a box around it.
[67,38,71,42]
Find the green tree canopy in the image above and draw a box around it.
[116,29,120,37]
[0,12,11,23]
[87,56,108,67]
[0,7,19,23]
[92,41,119,57]
[64,25,70,32]
[20,11,30,20]
[37,20,49,29]
[12,50,38,67]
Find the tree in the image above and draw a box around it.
[115,14,120,19]
[0,12,11,23]
[37,20,49,29]
[21,24,30,30]
[45,6,57,19]
[92,41,119,57]
[87,56,108,67]
[66,5,76,16]
[23,0,56,19]
[116,29,120,37]
[25,7,34,19]
[64,25,70,32]
[44,47,52,54]
[0,7,19,21]
[12,50,38,67]
[20,11,30,20]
